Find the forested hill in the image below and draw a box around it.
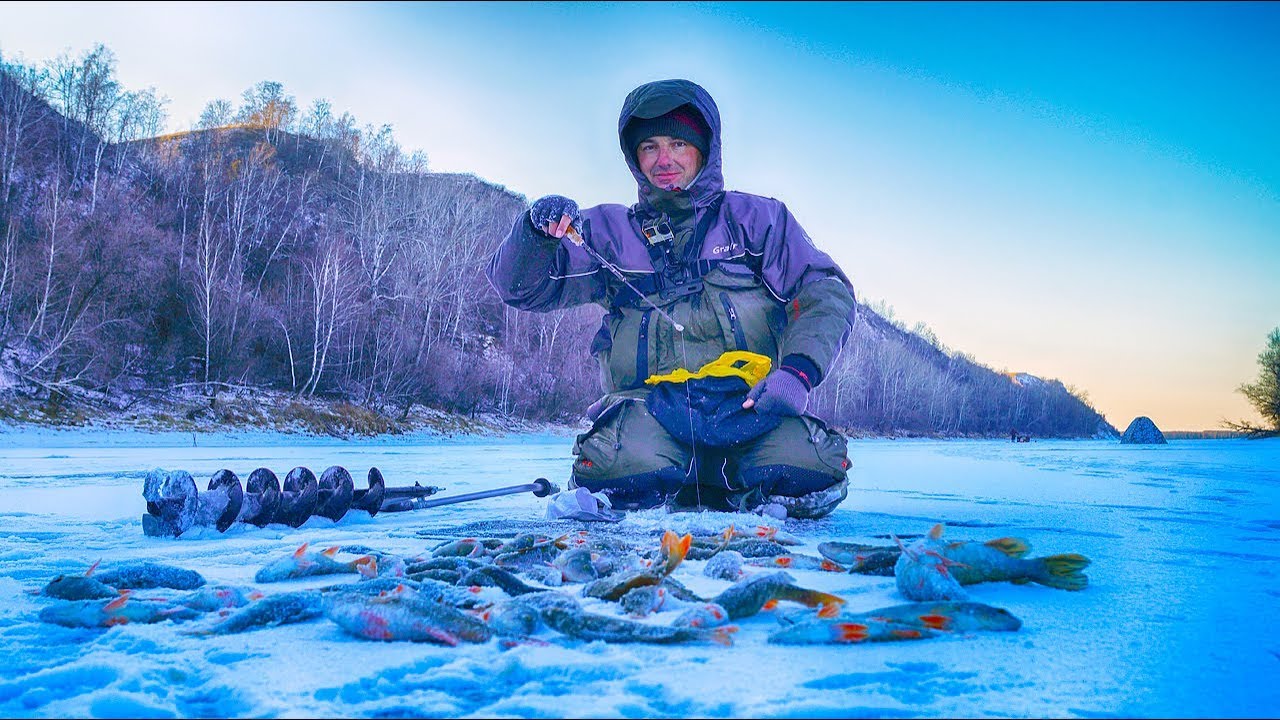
[0,47,1116,438]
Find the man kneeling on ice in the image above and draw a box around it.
[487,79,857,519]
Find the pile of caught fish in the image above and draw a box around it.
[31,522,1089,647]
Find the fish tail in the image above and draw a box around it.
[710,625,739,646]
[928,524,945,540]
[1033,553,1090,590]
[662,533,692,576]
[817,602,841,619]
[985,537,1030,558]
[355,556,378,579]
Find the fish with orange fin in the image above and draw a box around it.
[619,582,709,617]
[430,538,489,558]
[253,543,378,583]
[671,603,731,629]
[39,594,201,628]
[584,531,692,602]
[816,542,902,576]
[895,524,1091,601]
[322,584,492,645]
[734,525,801,546]
[179,585,261,612]
[39,560,206,599]
[894,524,971,601]
[93,562,205,590]
[182,590,326,635]
[711,571,846,620]
[538,596,738,646]
[768,601,1022,645]
[746,553,848,573]
[939,533,1091,591]
[495,534,572,571]
[39,560,118,600]
[683,525,738,560]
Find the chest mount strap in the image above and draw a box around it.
[614,195,734,306]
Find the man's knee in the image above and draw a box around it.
[570,397,690,509]
[732,415,850,516]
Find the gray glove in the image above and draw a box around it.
[530,194,581,237]
[744,367,810,417]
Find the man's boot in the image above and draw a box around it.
[759,477,849,520]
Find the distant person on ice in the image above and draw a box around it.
[487,79,857,519]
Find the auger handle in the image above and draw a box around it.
[380,478,558,512]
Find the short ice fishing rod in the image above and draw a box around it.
[564,225,684,332]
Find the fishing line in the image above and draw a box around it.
[564,227,684,332]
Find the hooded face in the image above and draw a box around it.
[635,136,703,192]
[618,79,723,207]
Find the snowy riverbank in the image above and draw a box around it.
[1,429,1277,718]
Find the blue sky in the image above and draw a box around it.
[2,1,1277,429]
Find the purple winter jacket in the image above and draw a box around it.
[487,79,856,396]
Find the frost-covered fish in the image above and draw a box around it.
[409,569,463,585]
[494,534,570,571]
[552,547,599,583]
[94,562,206,590]
[183,591,325,635]
[746,553,847,573]
[179,585,261,612]
[686,535,788,561]
[619,584,702,617]
[731,525,800,546]
[39,595,200,628]
[325,577,483,608]
[711,571,845,620]
[817,542,901,576]
[39,561,119,601]
[539,600,737,645]
[460,566,542,596]
[939,533,1090,591]
[322,586,492,645]
[584,531,691,602]
[894,527,969,601]
[671,603,730,629]
[769,601,1022,645]
[254,543,378,583]
[430,538,488,558]
[702,550,745,581]
[406,557,488,575]
[895,525,1091,601]
[480,597,545,637]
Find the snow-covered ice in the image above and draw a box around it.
[0,427,1277,718]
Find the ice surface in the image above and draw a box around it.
[1,426,1278,717]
